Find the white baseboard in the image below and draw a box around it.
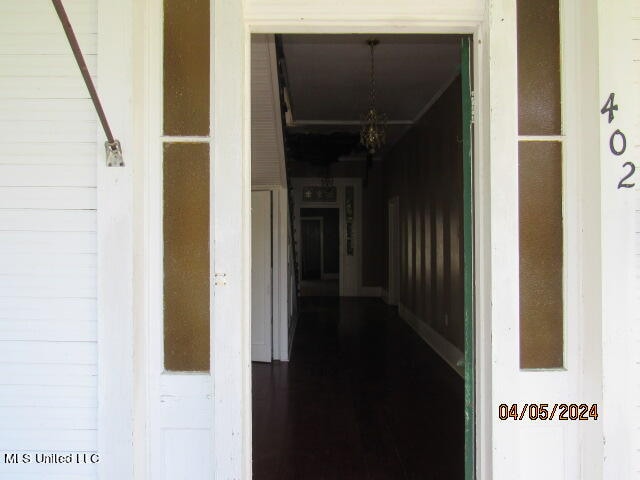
[398,303,464,378]
[359,286,383,297]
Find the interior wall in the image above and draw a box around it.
[383,76,464,351]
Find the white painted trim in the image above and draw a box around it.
[97,0,134,478]
[398,303,464,378]
[517,135,565,142]
[563,1,603,476]
[270,189,280,361]
[214,0,250,477]
[138,0,163,477]
[485,1,519,477]
[597,0,636,477]
[276,187,289,361]
[132,0,151,477]
[473,22,492,480]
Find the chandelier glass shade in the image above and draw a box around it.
[360,39,387,156]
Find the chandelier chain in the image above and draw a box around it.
[360,38,386,157]
[369,41,376,110]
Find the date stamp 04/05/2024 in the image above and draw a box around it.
[498,403,599,421]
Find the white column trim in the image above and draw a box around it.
[97,0,135,478]
[213,0,250,478]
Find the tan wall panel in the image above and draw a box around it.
[163,142,210,372]
[519,141,563,368]
[517,0,561,135]
[163,0,210,136]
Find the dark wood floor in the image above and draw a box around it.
[252,297,464,480]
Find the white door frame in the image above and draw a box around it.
[98,1,492,478]
[106,2,492,478]
[243,9,490,480]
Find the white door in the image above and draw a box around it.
[252,190,272,362]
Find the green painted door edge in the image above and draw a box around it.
[461,35,475,480]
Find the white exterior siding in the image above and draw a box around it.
[633,2,640,475]
[0,1,98,479]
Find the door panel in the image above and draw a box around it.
[252,190,272,363]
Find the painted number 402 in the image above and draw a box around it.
[601,92,635,189]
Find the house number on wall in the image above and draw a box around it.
[601,92,635,189]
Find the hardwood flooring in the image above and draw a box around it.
[252,297,464,480]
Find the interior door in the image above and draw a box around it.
[251,190,272,363]
[301,219,322,279]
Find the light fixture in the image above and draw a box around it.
[360,39,386,160]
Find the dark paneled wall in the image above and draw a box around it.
[362,164,387,287]
[382,76,464,351]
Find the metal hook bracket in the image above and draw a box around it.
[105,140,124,167]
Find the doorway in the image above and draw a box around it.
[300,207,340,296]
[251,33,475,480]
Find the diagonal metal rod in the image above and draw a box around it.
[51,0,115,144]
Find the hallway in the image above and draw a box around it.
[252,297,464,479]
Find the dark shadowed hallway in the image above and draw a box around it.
[252,297,464,480]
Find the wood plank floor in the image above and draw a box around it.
[252,297,464,480]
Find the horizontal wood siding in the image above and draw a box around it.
[0,1,98,479]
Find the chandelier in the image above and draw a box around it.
[360,39,386,158]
